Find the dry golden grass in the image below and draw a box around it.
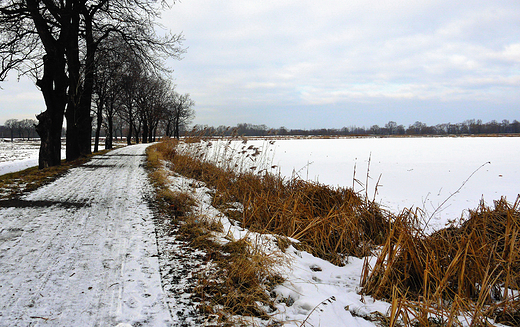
[146,141,286,324]
[193,237,284,322]
[154,137,390,265]
[361,197,520,326]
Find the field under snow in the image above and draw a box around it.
[1,136,518,326]
[0,139,65,175]
[0,139,124,176]
[3,136,519,232]
[200,136,519,233]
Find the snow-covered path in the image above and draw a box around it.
[0,144,172,326]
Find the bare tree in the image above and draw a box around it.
[20,118,37,140]
[166,92,195,139]
[4,118,18,142]
[1,0,183,168]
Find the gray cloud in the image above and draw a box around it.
[2,0,519,128]
[161,0,520,128]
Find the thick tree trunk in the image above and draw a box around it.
[25,0,68,169]
[65,97,92,161]
[35,54,67,168]
[65,9,92,161]
[35,110,63,168]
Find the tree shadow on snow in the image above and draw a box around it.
[0,199,88,209]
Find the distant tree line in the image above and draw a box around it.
[0,118,40,141]
[190,119,520,137]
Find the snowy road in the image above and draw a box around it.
[0,144,173,326]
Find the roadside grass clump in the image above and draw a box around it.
[154,137,391,265]
[171,212,284,323]
[0,148,111,200]
[146,141,286,324]
[361,197,520,326]
[193,237,285,322]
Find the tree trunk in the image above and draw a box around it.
[94,106,102,153]
[174,116,180,139]
[35,54,67,168]
[105,113,113,149]
[165,121,171,137]
[142,119,148,143]
[77,13,96,156]
[65,8,92,161]
[35,110,63,168]
[126,121,133,145]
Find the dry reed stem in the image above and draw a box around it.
[147,141,286,324]
[156,137,391,264]
[362,196,520,326]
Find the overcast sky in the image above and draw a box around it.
[1,0,519,129]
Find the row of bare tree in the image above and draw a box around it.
[1,0,185,168]
[190,119,520,137]
[1,119,39,141]
[92,37,194,152]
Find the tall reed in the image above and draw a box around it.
[362,197,520,326]
[156,137,390,264]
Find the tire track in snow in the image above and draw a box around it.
[0,144,172,326]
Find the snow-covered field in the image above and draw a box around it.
[172,136,520,326]
[0,140,65,175]
[191,136,519,233]
[0,139,124,176]
[2,137,518,326]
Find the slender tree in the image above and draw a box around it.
[169,92,195,139]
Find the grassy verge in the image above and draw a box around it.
[147,141,286,325]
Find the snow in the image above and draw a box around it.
[0,140,65,175]
[0,139,120,176]
[2,136,518,326]
[163,168,392,327]
[271,249,390,327]
[0,144,172,326]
